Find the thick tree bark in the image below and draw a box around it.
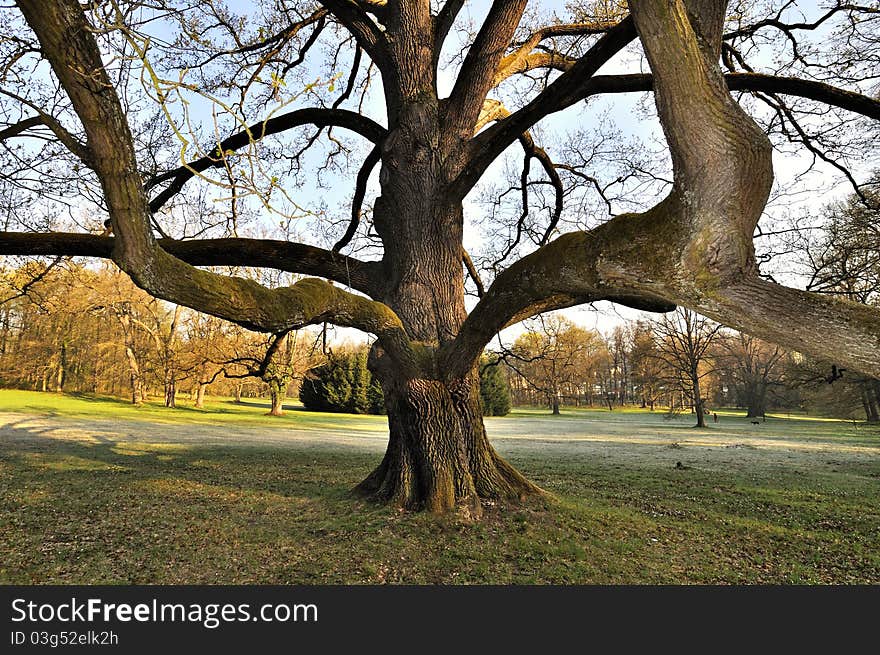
[353,81,543,513]
[355,365,540,517]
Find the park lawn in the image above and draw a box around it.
[0,389,878,584]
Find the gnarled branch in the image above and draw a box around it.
[14,0,418,374]
[443,0,880,381]
[0,232,382,298]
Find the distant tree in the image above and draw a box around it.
[787,354,879,423]
[508,315,605,414]
[479,357,511,416]
[651,308,722,427]
[300,348,385,415]
[794,178,880,422]
[259,332,314,416]
[607,325,632,405]
[628,320,665,411]
[716,333,786,418]
[179,313,235,408]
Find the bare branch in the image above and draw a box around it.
[146,107,387,212]
[452,17,637,198]
[434,0,466,61]
[0,115,43,142]
[332,142,381,253]
[0,90,94,166]
[462,249,485,298]
[316,0,391,71]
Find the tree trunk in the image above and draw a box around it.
[164,375,176,408]
[234,383,243,403]
[692,374,706,427]
[861,382,879,423]
[355,368,540,517]
[267,379,286,416]
[870,380,880,423]
[124,345,143,405]
[744,381,767,418]
[195,382,207,409]
[355,113,543,514]
[551,395,560,415]
[55,341,67,392]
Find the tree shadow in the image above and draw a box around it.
[0,419,369,504]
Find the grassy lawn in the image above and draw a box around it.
[1,389,878,584]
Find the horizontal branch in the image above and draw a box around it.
[446,203,880,382]
[147,108,387,212]
[0,115,43,141]
[0,232,382,297]
[456,69,880,199]
[575,72,880,121]
[14,0,425,377]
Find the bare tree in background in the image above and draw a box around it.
[717,333,786,418]
[506,315,605,414]
[652,308,722,427]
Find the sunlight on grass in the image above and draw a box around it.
[9,487,52,505]
[23,453,128,472]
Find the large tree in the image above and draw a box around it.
[1,0,880,515]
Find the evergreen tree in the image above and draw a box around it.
[299,349,385,414]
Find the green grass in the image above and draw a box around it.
[1,389,879,584]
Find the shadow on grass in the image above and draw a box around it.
[3,413,880,585]
[0,419,371,504]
